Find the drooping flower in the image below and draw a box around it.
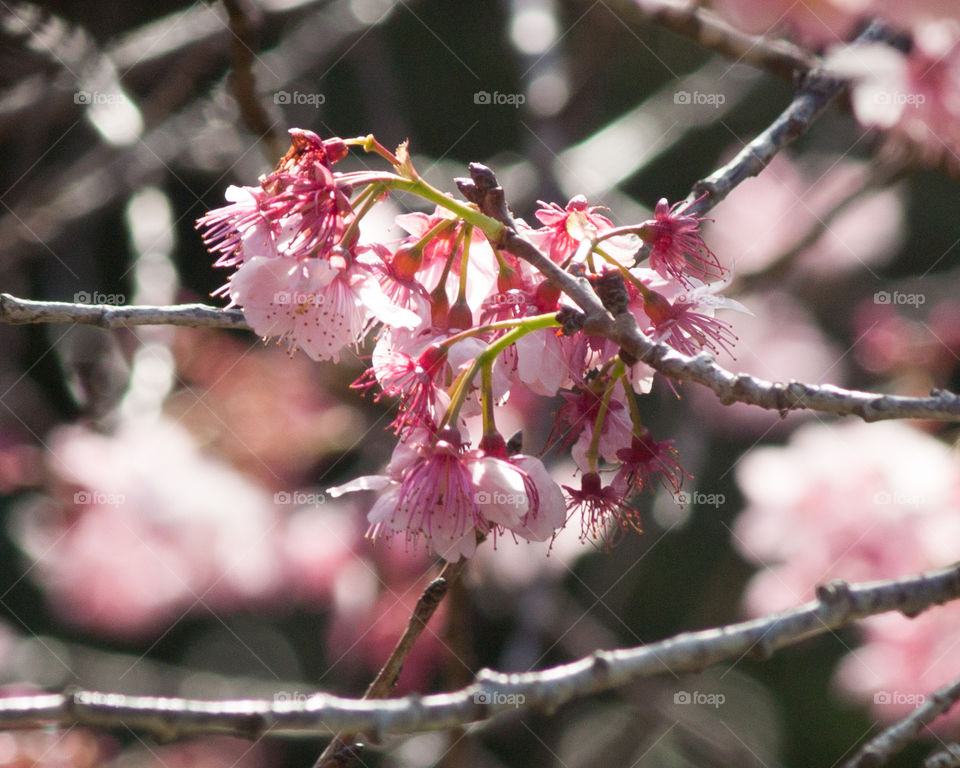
[563,471,641,547]
[640,199,724,286]
[641,281,748,358]
[613,433,687,497]
[329,428,569,560]
[353,342,450,436]
[329,428,487,560]
[552,380,634,474]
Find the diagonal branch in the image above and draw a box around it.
[621,0,817,83]
[680,19,890,220]
[843,674,960,768]
[462,165,960,423]
[313,558,466,768]
[0,562,957,741]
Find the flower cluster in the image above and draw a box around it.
[197,130,747,559]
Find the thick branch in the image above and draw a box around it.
[843,674,960,768]
[0,294,248,330]
[1,563,957,740]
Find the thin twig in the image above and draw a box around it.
[680,20,891,220]
[621,0,817,82]
[221,0,286,160]
[313,558,467,768]
[0,563,956,740]
[843,674,960,768]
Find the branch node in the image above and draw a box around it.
[816,579,853,609]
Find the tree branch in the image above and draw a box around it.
[0,294,248,330]
[462,164,960,423]
[313,558,466,768]
[843,674,960,768]
[221,0,286,160]
[0,563,957,741]
[623,0,817,83]
[681,20,890,220]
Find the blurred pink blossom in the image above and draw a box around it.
[706,153,904,278]
[734,420,960,729]
[828,23,960,162]
[13,418,287,636]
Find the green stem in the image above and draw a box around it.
[384,178,505,244]
[415,218,456,251]
[439,312,558,350]
[480,361,495,436]
[339,183,385,249]
[456,225,473,304]
[441,315,560,431]
[585,359,626,472]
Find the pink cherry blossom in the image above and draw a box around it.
[12,417,287,637]
[329,428,568,560]
[613,433,687,497]
[197,129,352,265]
[224,248,418,362]
[563,471,641,547]
[828,26,960,162]
[639,198,724,286]
[640,277,749,358]
[528,195,616,263]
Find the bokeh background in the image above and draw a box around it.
[1,1,959,766]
